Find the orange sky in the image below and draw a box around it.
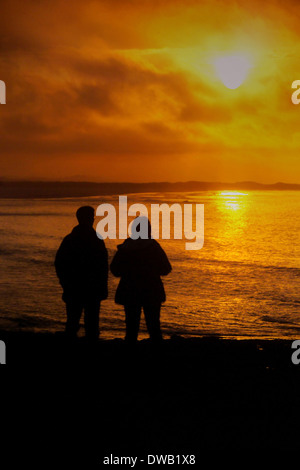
[1,0,300,182]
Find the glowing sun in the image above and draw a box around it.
[213,54,252,89]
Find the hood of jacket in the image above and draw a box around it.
[117,237,156,252]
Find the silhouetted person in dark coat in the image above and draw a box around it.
[55,206,108,340]
[110,216,172,344]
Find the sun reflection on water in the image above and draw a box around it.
[215,191,250,243]
[219,191,249,211]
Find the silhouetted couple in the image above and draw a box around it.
[55,206,172,344]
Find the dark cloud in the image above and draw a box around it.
[0,121,199,156]
[179,100,231,122]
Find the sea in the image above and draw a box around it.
[0,190,299,340]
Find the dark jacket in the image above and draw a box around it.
[55,225,108,302]
[110,238,172,305]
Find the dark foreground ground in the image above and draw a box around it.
[1,331,300,464]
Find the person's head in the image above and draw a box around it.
[76,206,95,227]
[130,216,152,239]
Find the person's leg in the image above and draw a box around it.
[65,299,83,338]
[143,302,163,343]
[84,299,101,340]
[124,304,142,344]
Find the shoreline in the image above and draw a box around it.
[2,330,300,453]
[1,328,296,369]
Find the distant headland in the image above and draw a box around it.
[0,180,299,198]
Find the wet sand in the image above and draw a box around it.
[1,331,300,463]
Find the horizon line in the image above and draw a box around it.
[1,179,300,186]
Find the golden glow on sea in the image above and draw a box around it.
[216,192,249,245]
[219,191,249,210]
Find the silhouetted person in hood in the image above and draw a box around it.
[55,206,108,340]
[110,216,172,344]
